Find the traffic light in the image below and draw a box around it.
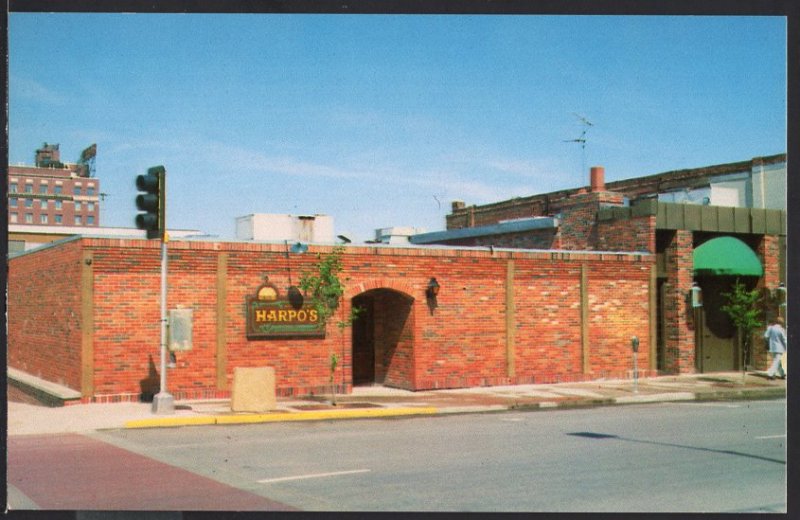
[135,166,166,240]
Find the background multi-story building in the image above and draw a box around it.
[8,143,100,230]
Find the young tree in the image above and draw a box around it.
[299,246,361,404]
[720,278,763,380]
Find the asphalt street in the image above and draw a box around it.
[11,398,783,513]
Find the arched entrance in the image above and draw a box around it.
[351,289,415,389]
[693,236,764,372]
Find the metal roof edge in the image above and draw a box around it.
[410,217,559,244]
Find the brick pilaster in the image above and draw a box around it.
[663,230,696,374]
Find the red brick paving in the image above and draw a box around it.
[8,433,297,511]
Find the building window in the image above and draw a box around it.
[25,184,33,194]
[55,200,62,210]
[87,186,95,196]
[10,198,17,207]
[74,186,82,195]
[75,201,82,211]
[55,214,62,224]
[39,184,48,194]
[75,216,82,225]
[41,214,48,224]
[10,213,18,223]
[88,202,95,211]
[25,213,33,223]
[25,199,33,208]
[54,185,63,195]
[10,183,17,193]
[87,215,95,225]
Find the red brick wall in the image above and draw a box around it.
[513,260,583,381]
[373,290,415,389]
[556,192,625,251]
[754,234,783,370]
[513,255,652,383]
[7,239,84,389]
[586,262,652,376]
[596,215,656,253]
[8,238,655,401]
[662,230,696,373]
[89,239,220,399]
[412,255,510,389]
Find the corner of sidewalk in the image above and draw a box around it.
[8,369,786,434]
[122,372,785,430]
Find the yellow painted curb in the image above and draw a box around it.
[124,407,438,429]
[125,416,217,429]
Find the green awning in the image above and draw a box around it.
[693,236,763,276]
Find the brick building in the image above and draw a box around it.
[413,154,787,375]
[7,143,101,241]
[8,237,655,402]
[6,154,786,403]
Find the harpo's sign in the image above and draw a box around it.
[246,278,325,339]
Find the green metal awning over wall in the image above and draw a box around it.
[693,236,763,276]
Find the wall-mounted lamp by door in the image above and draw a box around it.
[426,277,440,315]
[426,278,440,299]
[690,282,703,308]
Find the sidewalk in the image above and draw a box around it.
[7,372,786,435]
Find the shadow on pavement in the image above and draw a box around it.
[567,431,785,465]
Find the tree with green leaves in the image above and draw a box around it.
[720,278,763,380]
[299,246,362,404]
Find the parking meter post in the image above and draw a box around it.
[631,336,639,393]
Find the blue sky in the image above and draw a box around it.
[9,14,786,242]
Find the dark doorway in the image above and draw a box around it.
[352,296,375,385]
[351,289,414,388]
[696,276,758,372]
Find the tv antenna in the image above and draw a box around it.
[563,113,593,180]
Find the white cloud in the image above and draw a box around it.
[11,76,65,104]
[485,159,545,177]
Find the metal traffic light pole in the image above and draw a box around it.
[136,166,173,414]
[152,229,173,413]
[152,169,173,414]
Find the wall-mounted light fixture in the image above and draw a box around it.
[774,282,787,308]
[290,242,308,254]
[287,285,305,309]
[690,282,703,308]
[426,278,441,300]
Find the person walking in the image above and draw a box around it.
[764,317,787,380]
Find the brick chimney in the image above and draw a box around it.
[590,166,605,192]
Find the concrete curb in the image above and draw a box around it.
[614,392,695,404]
[693,387,787,402]
[449,388,785,415]
[121,387,785,429]
[124,406,439,429]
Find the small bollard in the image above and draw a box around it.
[631,336,639,393]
